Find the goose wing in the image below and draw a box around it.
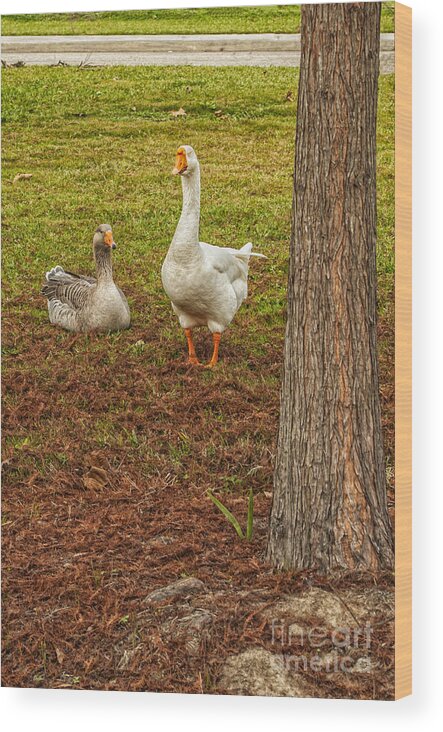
[41,266,96,310]
[201,242,248,279]
[200,241,265,307]
[116,285,131,321]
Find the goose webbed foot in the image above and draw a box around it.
[187,356,203,366]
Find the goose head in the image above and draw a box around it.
[93,223,116,252]
[172,145,198,177]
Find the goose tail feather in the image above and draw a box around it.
[237,242,267,259]
[45,265,65,281]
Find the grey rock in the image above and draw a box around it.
[265,587,356,628]
[142,577,206,608]
[264,587,394,630]
[218,648,307,697]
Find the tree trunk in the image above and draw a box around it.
[267,2,394,572]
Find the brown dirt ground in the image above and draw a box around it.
[1,282,394,698]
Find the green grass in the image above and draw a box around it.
[1,65,393,305]
[2,4,395,36]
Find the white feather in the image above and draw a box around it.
[161,147,266,334]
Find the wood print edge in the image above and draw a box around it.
[394,0,412,701]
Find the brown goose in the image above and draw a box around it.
[41,224,130,333]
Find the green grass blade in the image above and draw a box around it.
[246,488,254,541]
[208,492,244,540]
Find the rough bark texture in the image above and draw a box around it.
[267,2,394,572]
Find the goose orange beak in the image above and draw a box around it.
[104,230,115,248]
[172,147,188,175]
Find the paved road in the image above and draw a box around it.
[1,33,395,73]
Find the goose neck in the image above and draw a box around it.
[173,166,201,247]
[181,167,200,217]
[94,248,114,283]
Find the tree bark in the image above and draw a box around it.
[267,2,394,572]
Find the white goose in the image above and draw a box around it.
[161,145,265,367]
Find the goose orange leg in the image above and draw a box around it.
[184,328,201,366]
[207,333,221,369]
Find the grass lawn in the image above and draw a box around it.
[1,65,394,695]
[2,3,395,35]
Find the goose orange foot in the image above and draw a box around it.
[187,356,201,366]
[206,333,221,369]
[184,328,202,366]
